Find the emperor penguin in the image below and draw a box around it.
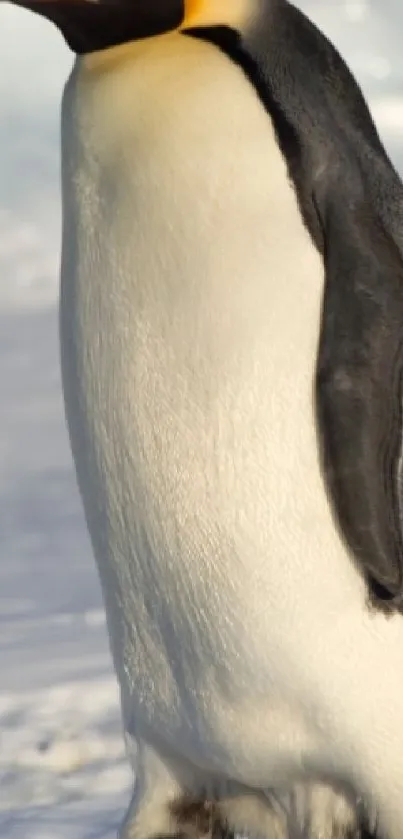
[5,0,403,837]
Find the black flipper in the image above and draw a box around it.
[316,185,403,606]
[184,0,403,610]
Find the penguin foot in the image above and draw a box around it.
[170,796,234,839]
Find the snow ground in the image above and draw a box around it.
[0,305,131,835]
[1,1,403,836]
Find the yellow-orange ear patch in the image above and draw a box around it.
[183,0,205,24]
[182,0,254,30]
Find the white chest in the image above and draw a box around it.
[58,32,366,784]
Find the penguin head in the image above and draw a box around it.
[1,0,184,54]
[2,0,255,54]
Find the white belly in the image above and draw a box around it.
[59,33,382,791]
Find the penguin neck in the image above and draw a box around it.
[79,0,255,70]
[80,38,162,75]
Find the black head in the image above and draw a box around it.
[2,0,186,54]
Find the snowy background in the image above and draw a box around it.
[1,0,403,836]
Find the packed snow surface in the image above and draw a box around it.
[1,1,403,835]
